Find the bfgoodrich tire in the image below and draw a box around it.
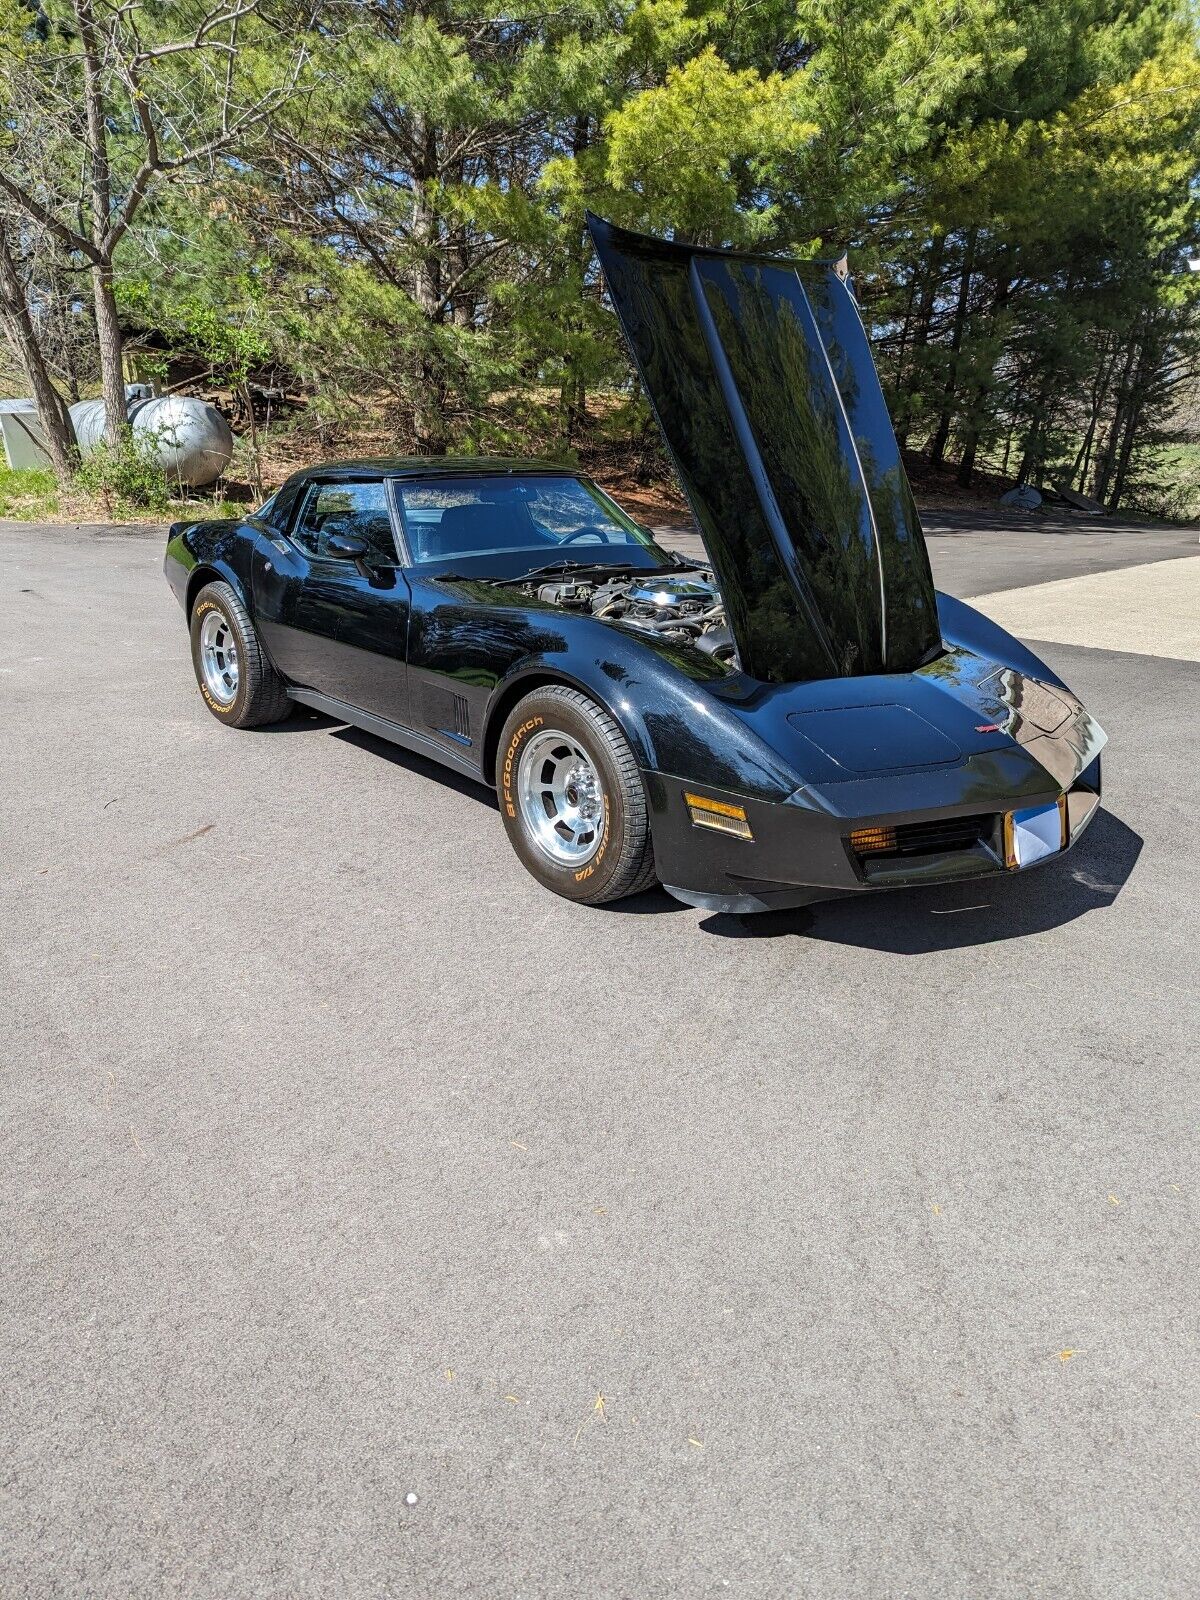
[189,580,291,728]
[497,685,657,905]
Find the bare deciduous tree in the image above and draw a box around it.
[0,217,79,477]
[0,0,318,452]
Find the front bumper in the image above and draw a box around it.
[646,757,1103,915]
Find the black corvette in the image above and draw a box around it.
[164,217,1105,912]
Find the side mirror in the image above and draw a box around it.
[328,533,369,561]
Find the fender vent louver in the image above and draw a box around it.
[423,685,472,743]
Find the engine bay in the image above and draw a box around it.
[513,568,738,666]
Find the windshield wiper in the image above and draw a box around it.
[500,559,661,585]
[427,570,528,584]
[434,553,693,586]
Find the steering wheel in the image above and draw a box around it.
[560,527,610,545]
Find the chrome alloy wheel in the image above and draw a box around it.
[198,609,239,705]
[517,727,607,866]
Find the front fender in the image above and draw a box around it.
[937,591,1067,689]
[480,619,802,803]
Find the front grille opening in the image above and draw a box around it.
[851,813,991,863]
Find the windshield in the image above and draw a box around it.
[394,474,671,578]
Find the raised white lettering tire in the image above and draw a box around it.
[497,686,657,904]
[189,580,291,728]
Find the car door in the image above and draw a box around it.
[252,477,410,725]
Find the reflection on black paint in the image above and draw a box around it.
[588,216,942,683]
[695,258,881,676]
[804,275,939,669]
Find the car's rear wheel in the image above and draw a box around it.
[497,685,657,904]
[189,580,291,728]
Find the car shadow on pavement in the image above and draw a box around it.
[698,808,1143,951]
[330,724,501,808]
[257,708,343,733]
[608,887,689,914]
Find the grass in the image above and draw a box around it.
[0,464,247,525]
[0,466,60,520]
[1150,442,1200,510]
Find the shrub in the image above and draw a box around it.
[73,427,172,513]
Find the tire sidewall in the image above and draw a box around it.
[498,694,633,903]
[190,588,248,723]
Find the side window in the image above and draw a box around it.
[291,480,397,563]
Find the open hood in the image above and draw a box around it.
[587,215,942,684]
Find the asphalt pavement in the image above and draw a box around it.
[2,510,1198,1598]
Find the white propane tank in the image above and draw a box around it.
[129,396,234,487]
[67,398,110,455]
[68,394,235,488]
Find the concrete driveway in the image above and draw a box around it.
[2,511,1198,1598]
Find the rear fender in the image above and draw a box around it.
[165,520,259,617]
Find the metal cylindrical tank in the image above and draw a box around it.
[130,396,234,487]
[67,398,110,455]
[68,394,234,487]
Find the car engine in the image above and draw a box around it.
[523,570,738,666]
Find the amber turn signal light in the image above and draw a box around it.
[849,825,897,854]
[684,792,753,840]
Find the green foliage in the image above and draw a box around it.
[587,47,814,244]
[73,430,172,514]
[0,466,59,520]
[1143,442,1200,521]
[120,220,275,385]
[0,0,1196,510]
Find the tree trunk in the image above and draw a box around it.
[54,264,83,403]
[955,272,1009,487]
[557,116,592,450]
[91,263,127,447]
[1090,328,1141,504]
[1108,332,1157,510]
[74,0,126,447]
[927,229,975,467]
[910,234,945,350]
[241,380,262,497]
[1017,382,1050,484]
[409,114,448,454]
[887,264,919,428]
[894,233,945,451]
[1076,413,1099,491]
[1070,340,1113,490]
[0,229,77,480]
[1108,400,1141,511]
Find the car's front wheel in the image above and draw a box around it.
[189,580,291,728]
[497,685,657,904]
